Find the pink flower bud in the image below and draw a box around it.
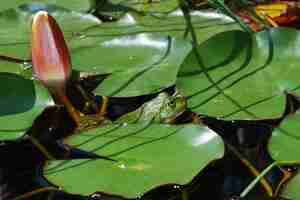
[31,11,71,95]
[31,11,80,125]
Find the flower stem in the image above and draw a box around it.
[57,90,81,127]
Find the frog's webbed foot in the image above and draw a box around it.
[77,114,112,131]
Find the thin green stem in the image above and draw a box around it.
[208,0,253,33]
[240,160,300,198]
[240,162,277,198]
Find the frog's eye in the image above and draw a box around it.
[167,99,176,108]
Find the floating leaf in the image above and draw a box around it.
[268,112,300,162]
[76,9,240,44]
[89,34,192,96]
[69,9,241,96]
[0,72,53,140]
[0,8,240,95]
[113,0,179,13]
[45,123,224,198]
[265,110,300,199]
[0,2,100,74]
[280,170,300,200]
[0,0,93,13]
[68,9,240,73]
[177,28,300,120]
[0,130,25,140]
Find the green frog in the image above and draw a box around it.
[76,90,187,131]
[115,91,187,124]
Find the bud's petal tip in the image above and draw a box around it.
[32,10,49,23]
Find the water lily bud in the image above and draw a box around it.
[31,11,80,125]
[31,11,71,94]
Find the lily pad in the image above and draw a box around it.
[268,112,300,162]
[69,9,241,96]
[17,2,101,34]
[0,4,98,43]
[0,8,240,91]
[0,2,100,65]
[78,9,240,43]
[115,0,179,13]
[70,33,181,73]
[45,123,224,198]
[0,0,93,13]
[85,34,192,96]
[280,170,300,200]
[0,130,25,140]
[177,28,300,120]
[0,72,53,140]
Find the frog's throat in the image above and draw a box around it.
[161,108,186,124]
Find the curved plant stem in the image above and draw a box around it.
[207,0,253,33]
[225,142,274,197]
[57,91,81,126]
[240,162,276,198]
[28,135,55,160]
[240,161,300,198]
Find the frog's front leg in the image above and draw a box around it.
[114,106,145,124]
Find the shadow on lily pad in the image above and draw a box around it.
[0,72,35,116]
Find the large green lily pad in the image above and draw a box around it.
[0,72,53,140]
[85,34,192,96]
[177,28,300,120]
[268,112,300,162]
[267,110,300,199]
[45,123,224,198]
[70,33,189,73]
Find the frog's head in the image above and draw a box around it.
[159,91,187,123]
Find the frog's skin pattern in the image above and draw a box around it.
[116,91,187,124]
